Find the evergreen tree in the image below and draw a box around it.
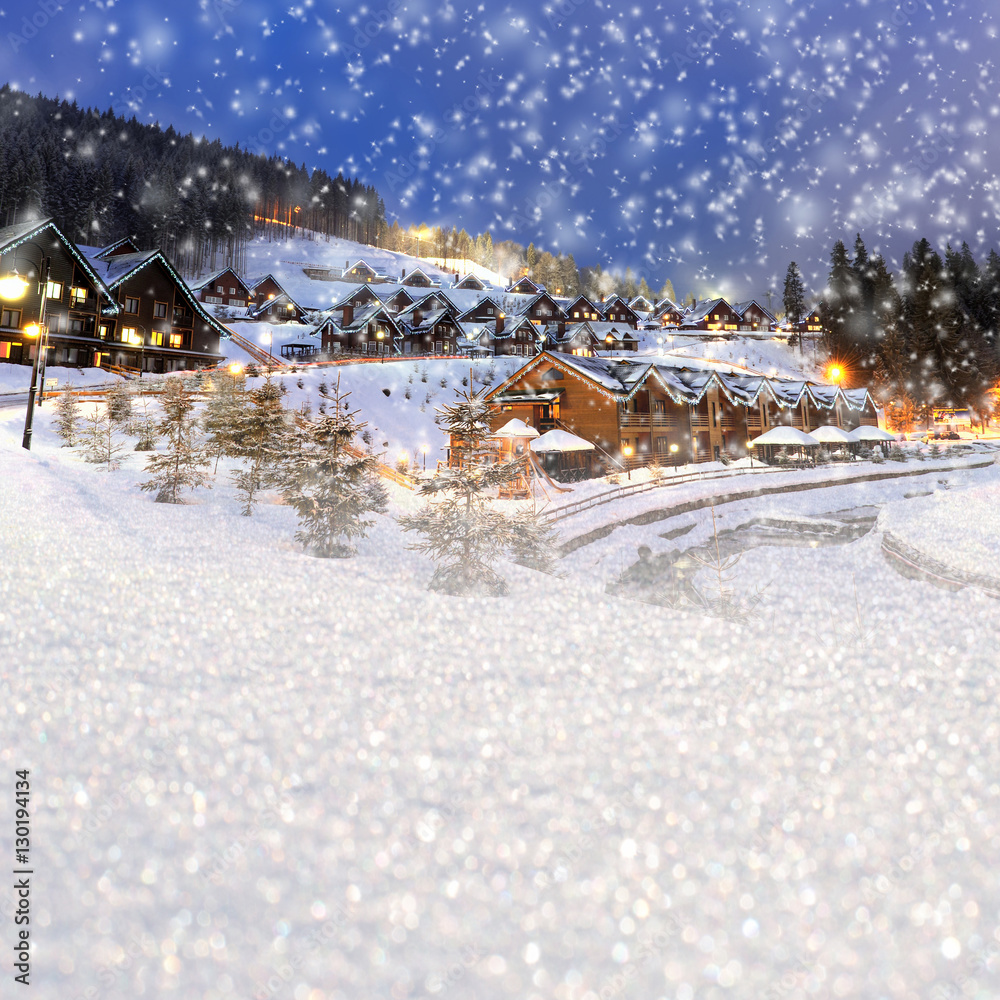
[106,380,133,428]
[658,279,677,303]
[231,374,289,516]
[398,389,554,597]
[53,384,81,447]
[140,379,211,503]
[526,242,538,273]
[277,377,388,557]
[782,262,806,329]
[203,367,248,472]
[820,240,860,358]
[81,406,125,471]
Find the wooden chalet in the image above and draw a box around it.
[515,290,566,333]
[378,286,417,316]
[83,244,228,373]
[331,283,383,326]
[453,273,486,291]
[246,275,306,324]
[486,315,540,357]
[0,219,117,368]
[456,295,503,328]
[681,297,743,333]
[400,267,439,288]
[506,275,542,296]
[652,298,685,327]
[629,294,654,315]
[323,302,399,355]
[342,259,387,283]
[193,267,252,310]
[483,352,878,477]
[565,294,603,323]
[600,295,641,328]
[732,299,777,334]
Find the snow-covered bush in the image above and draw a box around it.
[140,379,212,503]
[53,385,80,447]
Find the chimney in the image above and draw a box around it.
[346,259,350,268]
[402,268,406,279]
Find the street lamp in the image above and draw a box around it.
[228,361,244,387]
[622,443,633,480]
[1,251,52,451]
[421,444,429,471]
[376,329,385,362]
[605,333,614,356]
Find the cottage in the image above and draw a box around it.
[193,267,252,311]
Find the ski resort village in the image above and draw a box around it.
[5,211,1000,1000]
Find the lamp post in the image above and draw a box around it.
[376,329,385,362]
[622,443,633,480]
[228,361,243,387]
[3,251,52,451]
[421,444,429,471]
[605,333,614,356]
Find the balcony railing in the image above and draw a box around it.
[690,414,709,428]
[619,412,650,428]
[651,414,681,428]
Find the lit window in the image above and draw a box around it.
[124,296,139,314]
[122,327,142,346]
[151,332,164,346]
[71,286,88,306]
[46,280,63,299]
[169,334,184,349]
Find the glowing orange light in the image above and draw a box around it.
[827,364,845,383]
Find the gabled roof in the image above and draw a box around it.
[191,267,251,294]
[731,299,777,324]
[246,290,304,319]
[506,275,542,294]
[453,273,486,290]
[3,219,117,307]
[456,295,502,321]
[629,295,654,312]
[683,297,734,324]
[81,243,229,338]
[400,266,438,285]
[340,302,400,332]
[514,290,566,318]
[95,236,140,258]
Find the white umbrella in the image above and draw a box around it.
[847,425,896,442]
[492,417,540,439]
[809,425,853,444]
[531,429,595,452]
[750,426,820,447]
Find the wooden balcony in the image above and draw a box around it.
[690,414,709,428]
[619,412,650,428]
[651,413,681,428]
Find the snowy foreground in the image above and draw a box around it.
[2,388,1000,1000]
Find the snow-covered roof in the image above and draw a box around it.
[848,425,895,441]
[493,418,540,439]
[751,427,820,446]
[810,425,853,443]
[531,429,595,452]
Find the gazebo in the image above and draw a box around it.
[749,426,820,464]
[848,424,896,456]
[810,424,853,460]
[530,428,597,481]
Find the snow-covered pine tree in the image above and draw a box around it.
[53,384,81,447]
[231,373,289,516]
[140,378,212,503]
[106,380,133,428]
[81,406,126,471]
[203,368,247,471]
[133,387,157,451]
[276,376,388,557]
[398,388,554,596]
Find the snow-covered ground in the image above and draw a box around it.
[3,387,1000,1000]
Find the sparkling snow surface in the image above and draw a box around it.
[2,390,1000,1000]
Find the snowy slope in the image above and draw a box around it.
[3,396,1000,1000]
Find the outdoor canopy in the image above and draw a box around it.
[492,418,540,439]
[847,425,896,442]
[749,426,820,447]
[530,429,596,453]
[809,425,854,444]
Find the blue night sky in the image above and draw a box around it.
[3,0,998,300]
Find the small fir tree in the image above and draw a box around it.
[54,384,81,447]
[132,388,157,452]
[203,368,247,471]
[140,378,212,504]
[398,388,556,596]
[231,374,289,516]
[106,380,133,428]
[277,377,388,557]
[81,407,126,471]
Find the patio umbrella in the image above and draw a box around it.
[809,425,853,444]
[847,425,896,442]
[749,426,820,447]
